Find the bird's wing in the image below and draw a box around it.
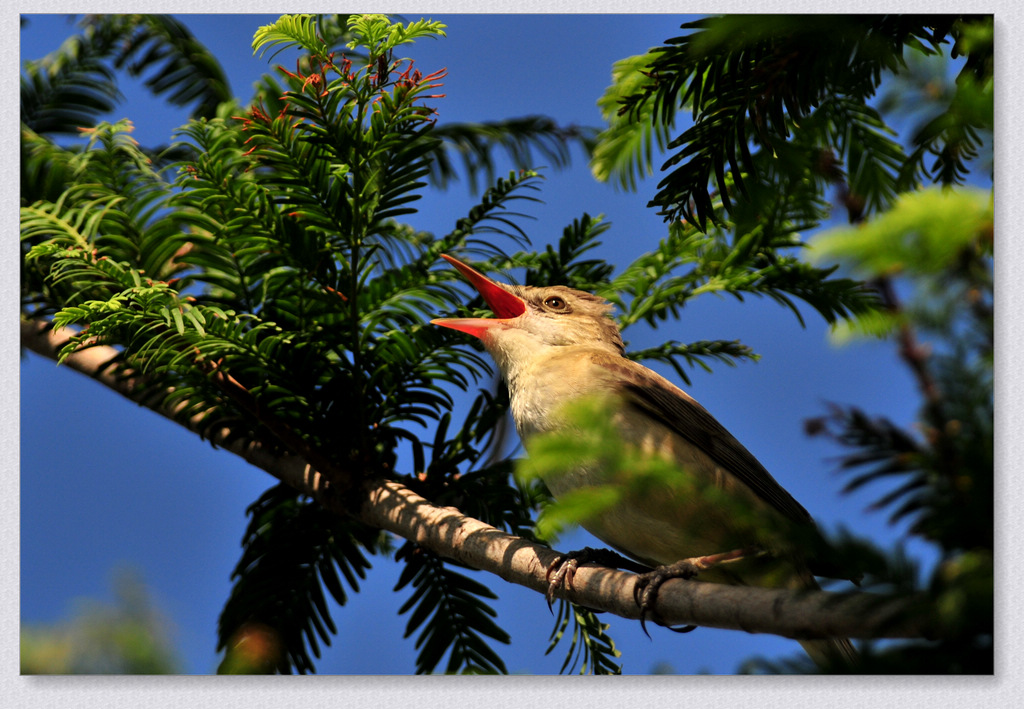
[590,353,814,527]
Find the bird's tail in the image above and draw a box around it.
[789,567,859,671]
[799,637,859,671]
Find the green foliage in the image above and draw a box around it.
[518,396,799,558]
[107,14,234,118]
[21,569,181,674]
[22,13,620,676]
[627,339,758,387]
[809,192,987,352]
[22,12,991,676]
[217,485,378,674]
[21,120,186,325]
[21,14,231,138]
[429,117,596,194]
[814,186,991,278]
[253,14,335,62]
[888,28,993,188]
[394,542,509,674]
[604,217,878,332]
[591,51,672,190]
[517,397,644,542]
[814,186,992,350]
[546,600,622,674]
[253,14,446,65]
[593,15,993,231]
[803,183,992,672]
[809,186,993,543]
[538,15,990,674]
[345,14,448,55]
[445,168,543,252]
[514,212,615,290]
[21,15,529,674]
[20,27,121,136]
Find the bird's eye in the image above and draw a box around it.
[543,296,567,310]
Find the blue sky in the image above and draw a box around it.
[18,12,982,678]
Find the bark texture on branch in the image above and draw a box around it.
[21,317,938,642]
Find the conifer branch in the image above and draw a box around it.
[22,316,943,645]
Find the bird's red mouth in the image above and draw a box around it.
[430,254,527,339]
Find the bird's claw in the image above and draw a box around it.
[631,548,753,636]
[632,559,702,637]
[545,546,646,611]
[545,555,579,610]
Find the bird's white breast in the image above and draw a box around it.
[495,344,761,566]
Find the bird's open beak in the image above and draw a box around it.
[431,254,526,339]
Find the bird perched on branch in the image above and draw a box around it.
[431,253,857,668]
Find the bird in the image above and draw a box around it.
[430,253,858,668]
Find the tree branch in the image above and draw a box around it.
[21,316,943,643]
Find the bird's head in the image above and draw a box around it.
[431,254,624,359]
